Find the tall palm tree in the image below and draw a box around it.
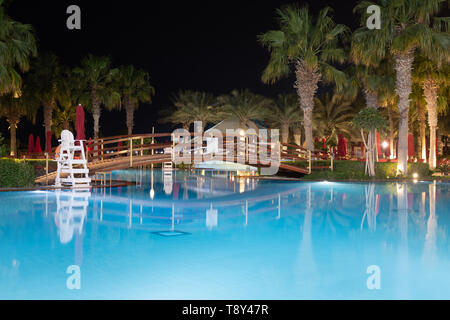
[0,91,38,156]
[409,83,427,161]
[0,0,37,95]
[259,5,348,151]
[115,65,154,135]
[353,0,448,174]
[161,90,217,131]
[73,55,120,139]
[313,92,356,142]
[413,56,449,169]
[266,93,302,144]
[28,53,62,151]
[216,89,272,129]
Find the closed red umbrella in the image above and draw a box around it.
[408,133,415,157]
[376,131,382,156]
[337,134,344,157]
[46,131,52,153]
[75,104,85,141]
[28,134,34,154]
[35,136,42,154]
[322,138,326,150]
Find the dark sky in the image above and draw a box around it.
[2,0,359,144]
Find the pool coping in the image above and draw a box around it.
[0,179,134,192]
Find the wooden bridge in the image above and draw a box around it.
[35,132,333,184]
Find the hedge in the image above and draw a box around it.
[0,159,35,188]
[283,160,431,180]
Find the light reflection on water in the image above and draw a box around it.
[0,169,449,299]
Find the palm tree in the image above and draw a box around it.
[73,55,120,139]
[0,0,37,95]
[115,65,154,135]
[216,89,272,129]
[353,0,448,174]
[313,92,356,142]
[266,93,302,144]
[413,56,449,169]
[161,90,217,131]
[259,5,348,151]
[28,53,62,151]
[52,74,86,138]
[409,83,427,161]
[0,91,38,156]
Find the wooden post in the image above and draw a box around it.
[129,137,133,167]
[278,142,281,163]
[308,150,312,174]
[45,152,49,186]
[172,133,175,163]
[101,139,104,161]
[140,137,144,156]
[151,127,154,169]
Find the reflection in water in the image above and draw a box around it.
[54,189,90,244]
[361,183,377,231]
[2,169,450,299]
[54,188,90,266]
[423,181,438,265]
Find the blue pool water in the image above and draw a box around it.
[1,169,450,299]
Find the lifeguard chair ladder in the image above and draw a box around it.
[55,130,91,188]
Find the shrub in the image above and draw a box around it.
[437,159,450,176]
[0,159,35,188]
[283,160,430,180]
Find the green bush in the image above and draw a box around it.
[0,159,35,188]
[284,160,430,180]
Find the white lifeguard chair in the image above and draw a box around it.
[55,130,91,188]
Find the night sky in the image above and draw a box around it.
[2,0,359,144]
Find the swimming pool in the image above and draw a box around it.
[1,169,449,299]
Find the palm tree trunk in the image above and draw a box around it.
[387,104,395,159]
[417,104,427,161]
[125,98,135,136]
[394,51,414,175]
[7,119,18,157]
[294,60,321,151]
[43,102,53,152]
[423,78,438,169]
[364,88,379,165]
[63,121,70,130]
[293,126,301,146]
[281,124,289,144]
[91,88,101,139]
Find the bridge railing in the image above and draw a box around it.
[87,133,175,163]
[86,132,332,173]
